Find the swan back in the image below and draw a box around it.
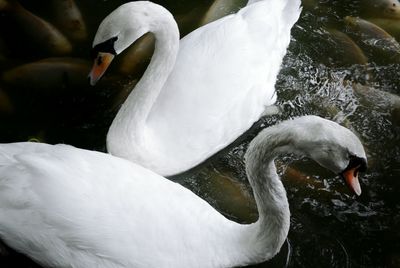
[142,0,302,175]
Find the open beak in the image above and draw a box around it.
[341,165,362,196]
[88,52,115,86]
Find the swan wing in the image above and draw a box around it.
[146,0,301,175]
[0,143,231,267]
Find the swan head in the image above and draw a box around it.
[288,116,367,195]
[88,1,173,85]
[260,116,367,195]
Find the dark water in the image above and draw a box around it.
[0,0,399,267]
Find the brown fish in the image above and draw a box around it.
[182,166,257,223]
[283,166,324,188]
[302,0,318,10]
[353,82,400,111]
[362,0,400,19]
[353,82,400,127]
[2,58,90,91]
[0,0,72,56]
[367,18,400,41]
[51,0,87,42]
[344,16,400,63]
[174,5,209,37]
[326,28,368,66]
[118,33,155,77]
[200,0,247,26]
[203,168,258,223]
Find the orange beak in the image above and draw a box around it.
[88,52,115,86]
[341,165,362,196]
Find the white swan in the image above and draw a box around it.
[89,0,302,176]
[0,116,366,267]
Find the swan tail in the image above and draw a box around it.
[246,0,302,27]
[282,0,302,31]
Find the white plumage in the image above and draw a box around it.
[90,0,302,176]
[0,116,366,267]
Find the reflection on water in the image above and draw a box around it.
[0,0,399,267]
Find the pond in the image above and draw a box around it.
[0,0,399,267]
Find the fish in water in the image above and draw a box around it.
[118,33,155,77]
[50,0,87,42]
[367,18,400,42]
[0,0,72,56]
[344,16,400,63]
[2,58,90,91]
[200,0,247,26]
[353,82,400,126]
[362,0,400,19]
[326,28,368,66]
[0,0,72,55]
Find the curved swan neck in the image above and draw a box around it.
[108,11,179,148]
[243,126,294,260]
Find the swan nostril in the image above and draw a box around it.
[97,56,103,66]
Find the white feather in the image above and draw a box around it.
[0,116,366,267]
[96,0,302,176]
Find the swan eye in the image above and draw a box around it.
[91,36,118,59]
[345,155,367,173]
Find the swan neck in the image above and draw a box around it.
[243,128,292,260]
[210,129,292,266]
[127,26,179,121]
[107,15,179,152]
